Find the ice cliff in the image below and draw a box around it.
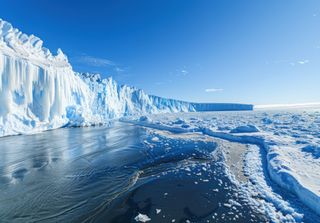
[0,19,253,137]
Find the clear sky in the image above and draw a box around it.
[1,0,319,104]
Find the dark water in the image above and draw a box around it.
[0,122,267,222]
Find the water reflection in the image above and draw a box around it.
[0,122,145,222]
[0,122,267,222]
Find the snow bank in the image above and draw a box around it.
[0,19,253,137]
[267,144,320,217]
[244,145,304,222]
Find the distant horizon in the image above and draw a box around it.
[254,102,320,109]
[1,0,319,105]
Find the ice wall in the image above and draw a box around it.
[0,19,253,137]
[192,103,253,111]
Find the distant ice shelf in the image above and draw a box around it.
[0,18,252,137]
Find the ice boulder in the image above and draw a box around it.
[301,145,320,159]
[230,125,260,133]
[139,116,151,122]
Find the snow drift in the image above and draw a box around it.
[0,19,252,136]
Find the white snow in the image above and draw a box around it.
[1,17,319,222]
[134,213,151,222]
[244,144,304,222]
[255,102,320,110]
[124,107,320,221]
[230,124,260,133]
[0,18,252,137]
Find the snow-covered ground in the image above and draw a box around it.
[122,106,320,221]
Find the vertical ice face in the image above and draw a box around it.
[0,18,95,135]
[0,53,94,135]
[0,18,253,137]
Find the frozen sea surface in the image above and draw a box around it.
[0,109,320,222]
[123,107,320,222]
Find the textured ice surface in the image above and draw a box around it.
[0,19,252,137]
[124,107,320,221]
[134,213,151,222]
[230,124,260,133]
[2,17,319,221]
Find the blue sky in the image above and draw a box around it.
[1,0,320,104]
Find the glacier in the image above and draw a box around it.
[0,18,319,222]
[0,19,252,137]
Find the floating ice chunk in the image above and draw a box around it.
[228,199,241,207]
[156,209,161,214]
[151,137,159,142]
[134,213,151,222]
